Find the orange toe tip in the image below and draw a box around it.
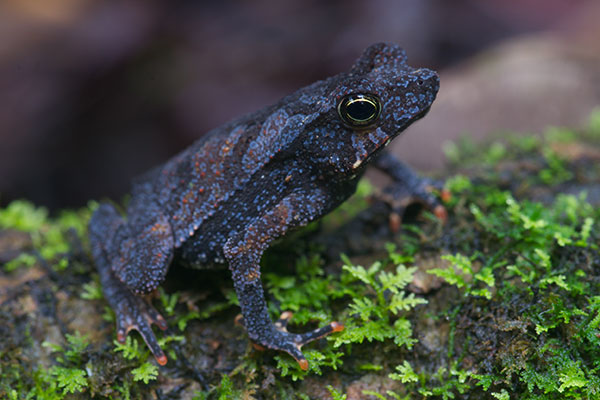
[234,314,244,326]
[157,321,168,330]
[156,354,168,366]
[330,322,344,332]
[298,359,309,371]
[433,205,448,222]
[389,212,402,233]
[280,311,293,320]
[441,189,452,203]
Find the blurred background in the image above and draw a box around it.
[1,0,599,211]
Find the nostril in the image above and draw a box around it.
[417,79,424,86]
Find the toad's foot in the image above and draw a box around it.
[373,152,450,231]
[113,291,168,365]
[239,311,343,370]
[380,176,450,232]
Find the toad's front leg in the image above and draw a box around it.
[223,188,343,370]
[373,152,450,228]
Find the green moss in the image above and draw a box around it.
[261,245,426,382]
[131,362,159,384]
[588,107,600,136]
[51,366,88,395]
[332,253,426,348]
[412,122,600,399]
[0,200,94,272]
[31,332,93,397]
[327,385,348,400]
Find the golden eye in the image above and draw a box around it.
[337,94,381,127]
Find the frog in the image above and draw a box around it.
[88,42,442,370]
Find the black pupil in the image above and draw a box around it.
[347,99,376,121]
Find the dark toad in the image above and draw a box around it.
[89,43,441,370]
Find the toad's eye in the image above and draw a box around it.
[337,94,381,127]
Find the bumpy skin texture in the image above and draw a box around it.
[89,43,440,369]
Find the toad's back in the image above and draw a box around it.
[137,81,329,249]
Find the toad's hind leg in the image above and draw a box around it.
[89,203,173,365]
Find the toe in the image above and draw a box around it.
[135,319,168,365]
[298,322,344,345]
[275,311,294,331]
[113,297,168,365]
[389,212,403,233]
[146,308,168,330]
[433,205,448,222]
[440,188,452,203]
[282,322,343,370]
[297,358,309,371]
[282,341,309,371]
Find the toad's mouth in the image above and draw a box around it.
[414,105,432,122]
[392,105,431,137]
[351,104,434,171]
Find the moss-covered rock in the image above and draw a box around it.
[2,108,600,399]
